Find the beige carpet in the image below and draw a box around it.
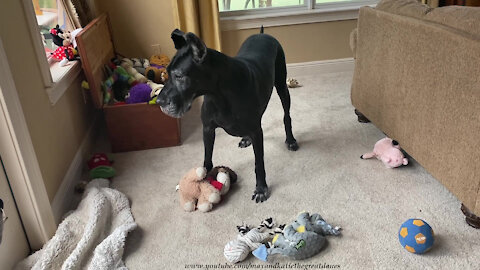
[104,71,479,269]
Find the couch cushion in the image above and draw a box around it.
[376,0,480,38]
[376,0,432,19]
[425,6,480,38]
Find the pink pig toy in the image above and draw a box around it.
[361,137,408,168]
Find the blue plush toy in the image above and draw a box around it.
[398,219,434,254]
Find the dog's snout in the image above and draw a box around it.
[156,94,168,107]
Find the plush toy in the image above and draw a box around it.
[102,65,137,103]
[205,166,237,196]
[50,25,82,66]
[361,137,408,168]
[120,58,148,83]
[398,219,434,254]
[224,218,275,264]
[177,167,221,212]
[146,54,170,84]
[146,81,164,98]
[131,58,150,75]
[252,212,341,262]
[126,83,152,104]
[75,153,116,193]
[286,78,301,88]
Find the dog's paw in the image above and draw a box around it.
[238,137,252,148]
[252,186,269,203]
[285,140,299,151]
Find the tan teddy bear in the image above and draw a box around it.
[177,167,221,212]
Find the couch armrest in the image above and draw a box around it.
[350,28,358,58]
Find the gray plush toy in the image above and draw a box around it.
[252,212,341,261]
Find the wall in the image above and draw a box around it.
[0,1,95,201]
[222,20,358,63]
[95,0,177,59]
[95,0,355,63]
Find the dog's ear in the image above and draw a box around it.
[171,29,187,49]
[185,32,207,64]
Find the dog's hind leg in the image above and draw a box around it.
[274,48,299,151]
[238,136,252,148]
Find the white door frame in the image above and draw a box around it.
[0,37,56,249]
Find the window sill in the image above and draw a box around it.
[220,2,377,31]
[45,61,82,105]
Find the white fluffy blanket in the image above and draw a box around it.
[16,179,137,270]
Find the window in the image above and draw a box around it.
[34,0,74,60]
[218,0,379,30]
[219,0,306,11]
[24,0,82,105]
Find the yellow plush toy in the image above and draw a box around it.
[146,54,170,84]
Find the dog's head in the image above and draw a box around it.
[156,29,209,118]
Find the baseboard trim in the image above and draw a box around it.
[286,58,354,77]
[51,114,99,224]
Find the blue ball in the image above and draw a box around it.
[398,219,434,254]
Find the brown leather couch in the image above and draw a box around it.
[350,0,480,223]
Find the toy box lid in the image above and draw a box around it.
[76,13,115,109]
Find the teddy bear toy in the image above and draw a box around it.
[145,54,170,84]
[252,212,341,262]
[177,167,221,212]
[361,137,408,168]
[50,25,82,66]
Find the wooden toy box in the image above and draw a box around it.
[76,14,180,152]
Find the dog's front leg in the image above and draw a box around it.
[251,128,268,203]
[203,126,215,172]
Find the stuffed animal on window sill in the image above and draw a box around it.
[50,25,82,67]
[361,137,409,168]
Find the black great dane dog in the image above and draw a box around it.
[157,28,298,203]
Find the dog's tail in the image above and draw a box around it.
[260,25,264,34]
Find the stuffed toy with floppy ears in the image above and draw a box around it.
[50,25,82,66]
[177,167,221,212]
[361,137,408,168]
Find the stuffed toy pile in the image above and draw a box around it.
[223,212,341,264]
[101,54,170,106]
[252,212,341,262]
